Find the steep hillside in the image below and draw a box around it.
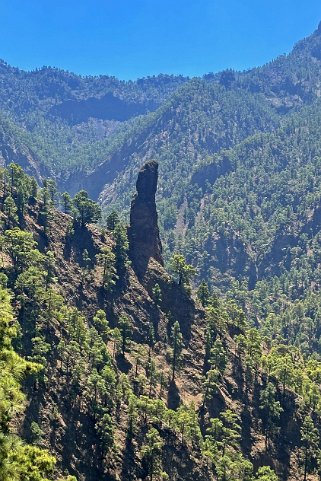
[0,62,187,176]
[0,112,47,180]
[78,23,321,276]
[3,26,321,481]
[0,61,187,120]
[177,99,321,352]
[185,99,321,281]
[238,21,321,110]
[2,22,321,190]
[81,23,321,342]
[78,80,278,201]
[2,162,321,481]
[91,22,321,208]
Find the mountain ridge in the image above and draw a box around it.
[0,22,320,187]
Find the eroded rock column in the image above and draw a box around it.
[128,160,163,278]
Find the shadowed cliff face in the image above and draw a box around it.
[49,92,155,124]
[128,160,163,278]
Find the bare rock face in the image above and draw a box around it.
[129,161,163,278]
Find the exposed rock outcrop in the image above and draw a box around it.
[128,160,163,279]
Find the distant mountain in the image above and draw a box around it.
[2,23,321,311]
[0,62,188,176]
[0,60,188,119]
[0,22,320,184]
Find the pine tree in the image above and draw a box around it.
[301,416,319,481]
[170,321,184,381]
[259,382,282,449]
[118,315,132,357]
[141,427,164,481]
[106,211,120,231]
[197,280,210,307]
[96,246,117,291]
[73,190,101,227]
[62,192,73,214]
[170,253,196,287]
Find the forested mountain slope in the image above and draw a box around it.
[181,99,321,353]
[93,20,321,210]
[4,12,321,481]
[88,23,321,303]
[186,99,321,283]
[1,24,321,361]
[86,80,278,201]
[3,161,321,481]
[0,60,187,120]
[1,22,321,336]
[1,22,321,192]
[238,21,321,109]
[0,61,187,175]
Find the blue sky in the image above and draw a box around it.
[1,0,321,79]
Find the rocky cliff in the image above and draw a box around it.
[128,160,164,279]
